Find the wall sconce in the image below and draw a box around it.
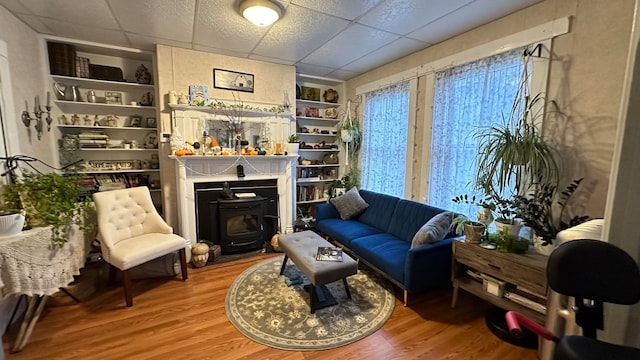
[22,92,52,140]
[240,0,282,27]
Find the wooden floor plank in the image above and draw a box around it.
[2,254,539,359]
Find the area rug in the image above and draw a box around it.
[225,255,395,351]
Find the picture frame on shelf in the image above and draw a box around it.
[129,115,142,127]
[105,91,122,105]
[146,117,157,128]
[213,68,254,93]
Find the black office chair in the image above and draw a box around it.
[506,239,640,360]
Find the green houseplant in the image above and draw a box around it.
[451,215,485,244]
[515,178,589,247]
[286,134,300,155]
[1,171,94,247]
[337,99,362,166]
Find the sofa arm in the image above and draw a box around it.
[315,203,340,221]
[404,238,453,293]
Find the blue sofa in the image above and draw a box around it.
[315,189,457,304]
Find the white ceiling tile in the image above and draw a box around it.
[302,23,399,69]
[407,0,541,44]
[38,18,130,47]
[13,14,54,34]
[0,0,31,14]
[342,37,429,73]
[107,0,194,42]
[248,54,296,66]
[253,4,350,61]
[125,32,191,52]
[324,69,358,81]
[295,63,336,78]
[358,0,472,35]
[193,44,250,59]
[193,0,266,53]
[19,0,120,29]
[290,0,384,20]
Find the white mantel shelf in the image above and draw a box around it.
[170,154,298,247]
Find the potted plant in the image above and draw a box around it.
[328,168,361,198]
[1,171,94,247]
[451,215,486,244]
[473,59,560,197]
[286,134,300,155]
[336,99,362,166]
[515,178,589,255]
[453,191,523,236]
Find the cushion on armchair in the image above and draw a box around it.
[330,187,369,220]
[411,211,453,247]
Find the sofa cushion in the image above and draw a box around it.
[388,200,449,243]
[411,212,453,247]
[316,218,382,247]
[357,190,400,232]
[330,187,369,220]
[350,234,409,284]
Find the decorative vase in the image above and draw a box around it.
[495,221,522,237]
[191,242,209,268]
[286,142,299,155]
[463,222,486,244]
[533,234,556,256]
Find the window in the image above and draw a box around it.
[427,47,527,216]
[361,81,410,198]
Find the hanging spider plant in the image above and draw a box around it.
[336,99,362,165]
[473,55,560,196]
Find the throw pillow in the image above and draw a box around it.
[330,187,369,220]
[411,211,453,247]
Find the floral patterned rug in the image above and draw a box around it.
[225,255,395,351]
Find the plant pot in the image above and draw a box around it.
[286,142,299,155]
[495,221,522,237]
[0,211,25,237]
[533,234,556,256]
[463,222,486,244]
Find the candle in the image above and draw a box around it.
[34,96,39,112]
[46,91,50,108]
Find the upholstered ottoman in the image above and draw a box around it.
[278,230,358,313]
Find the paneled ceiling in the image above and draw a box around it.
[0,0,541,80]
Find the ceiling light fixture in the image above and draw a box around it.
[240,0,282,27]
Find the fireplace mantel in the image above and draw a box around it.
[170,155,297,247]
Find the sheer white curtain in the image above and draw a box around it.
[361,81,410,197]
[428,48,525,216]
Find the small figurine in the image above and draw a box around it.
[59,114,68,125]
[177,93,189,104]
[105,114,118,127]
[83,115,92,126]
[93,115,100,126]
[71,114,81,125]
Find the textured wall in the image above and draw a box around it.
[0,6,55,168]
[155,45,296,230]
[345,0,634,219]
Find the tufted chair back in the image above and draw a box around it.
[92,187,188,307]
[93,187,172,262]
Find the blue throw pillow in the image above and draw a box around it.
[330,187,369,220]
[411,212,453,247]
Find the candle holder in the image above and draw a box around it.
[21,94,52,140]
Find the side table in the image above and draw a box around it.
[451,238,548,324]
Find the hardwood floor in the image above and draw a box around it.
[3,254,539,359]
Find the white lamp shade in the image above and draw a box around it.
[241,0,281,27]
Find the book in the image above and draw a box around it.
[316,246,343,262]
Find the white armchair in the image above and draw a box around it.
[92,187,188,307]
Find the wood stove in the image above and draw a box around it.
[217,197,267,253]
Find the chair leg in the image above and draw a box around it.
[108,264,117,286]
[179,248,188,281]
[122,269,133,307]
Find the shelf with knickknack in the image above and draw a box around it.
[46,36,163,212]
[294,74,344,225]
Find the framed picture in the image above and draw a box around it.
[213,68,254,93]
[105,91,122,105]
[129,115,142,127]
[146,117,157,128]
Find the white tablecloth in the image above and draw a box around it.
[0,226,91,299]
